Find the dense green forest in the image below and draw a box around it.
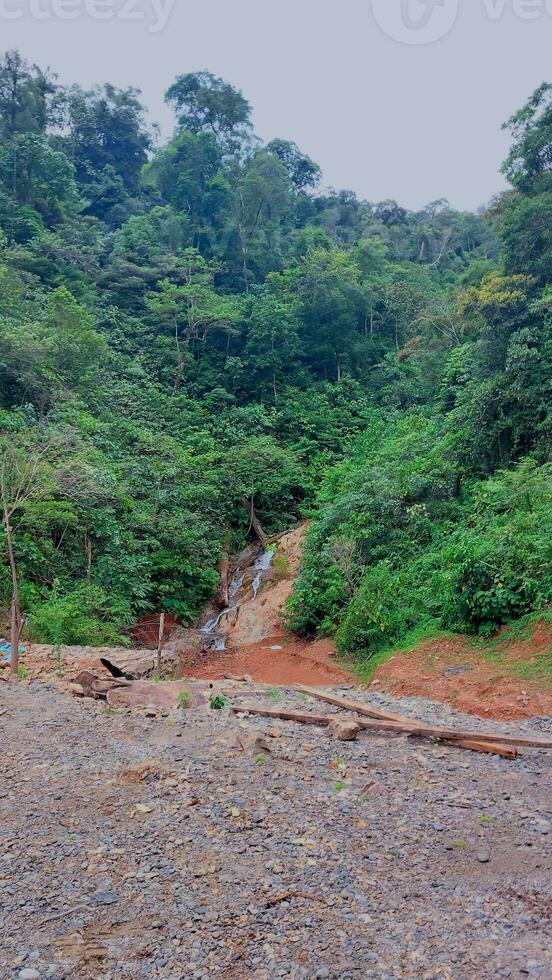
[0,50,550,660]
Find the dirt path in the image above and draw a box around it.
[181,635,352,686]
[1,680,551,979]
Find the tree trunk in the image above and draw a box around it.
[217,553,230,609]
[85,533,92,583]
[240,497,269,546]
[10,595,22,676]
[2,495,22,674]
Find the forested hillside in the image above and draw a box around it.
[0,50,550,659]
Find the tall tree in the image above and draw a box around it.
[146,249,241,390]
[0,50,38,138]
[55,83,152,220]
[266,139,321,191]
[166,71,252,149]
[501,82,552,192]
[0,439,55,673]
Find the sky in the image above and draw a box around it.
[2,0,551,212]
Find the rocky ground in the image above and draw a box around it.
[1,680,552,979]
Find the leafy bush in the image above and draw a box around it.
[442,461,552,634]
[29,583,132,646]
[336,561,431,658]
[292,431,552,661]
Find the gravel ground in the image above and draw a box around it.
[0,680,551,980]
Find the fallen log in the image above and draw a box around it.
[294,686,518,758]
[107,684,184,710]
[100,657,135,680]
[230,705,552,750]
[90,647,179,680]
[240,496,269,546]
[71,668,267,710]
[67,683,85,697]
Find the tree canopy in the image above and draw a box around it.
[0,52,549,659]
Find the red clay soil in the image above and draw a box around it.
[369,622,552,721]
[180,634,353,687]
[129,614,179,648]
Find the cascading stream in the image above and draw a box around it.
[200,547,273,652]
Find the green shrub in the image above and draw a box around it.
[442,461,552,634]
[177,688,191,709]
[293,430,552,662]
[209,694,227,710]
[29,583,132,647]
[336,560,435,659]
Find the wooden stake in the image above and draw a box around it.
[156,612,165,677]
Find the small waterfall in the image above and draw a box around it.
[201,608,230,635]
[200,548,273,651]
[229,572,244,600]
[251,550,273,600]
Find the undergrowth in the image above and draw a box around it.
[353,627,456,683]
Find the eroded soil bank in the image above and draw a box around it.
[369,623,552,722]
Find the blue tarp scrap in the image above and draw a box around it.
[0,641,25,665]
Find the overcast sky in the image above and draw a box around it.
[3,0,551,211]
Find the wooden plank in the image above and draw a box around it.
[295,685,518,757]
[231,706,332,726]
[295,685,407,722]
[455,739,517,760]
[231,705,552,749]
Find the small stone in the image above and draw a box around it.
[476,850,491,864]
[19,970,41,980]
[92,891,118,905]
[327,720,360,741]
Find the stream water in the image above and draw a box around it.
[200,547,273,651]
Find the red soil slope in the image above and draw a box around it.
[369,623,552,721]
